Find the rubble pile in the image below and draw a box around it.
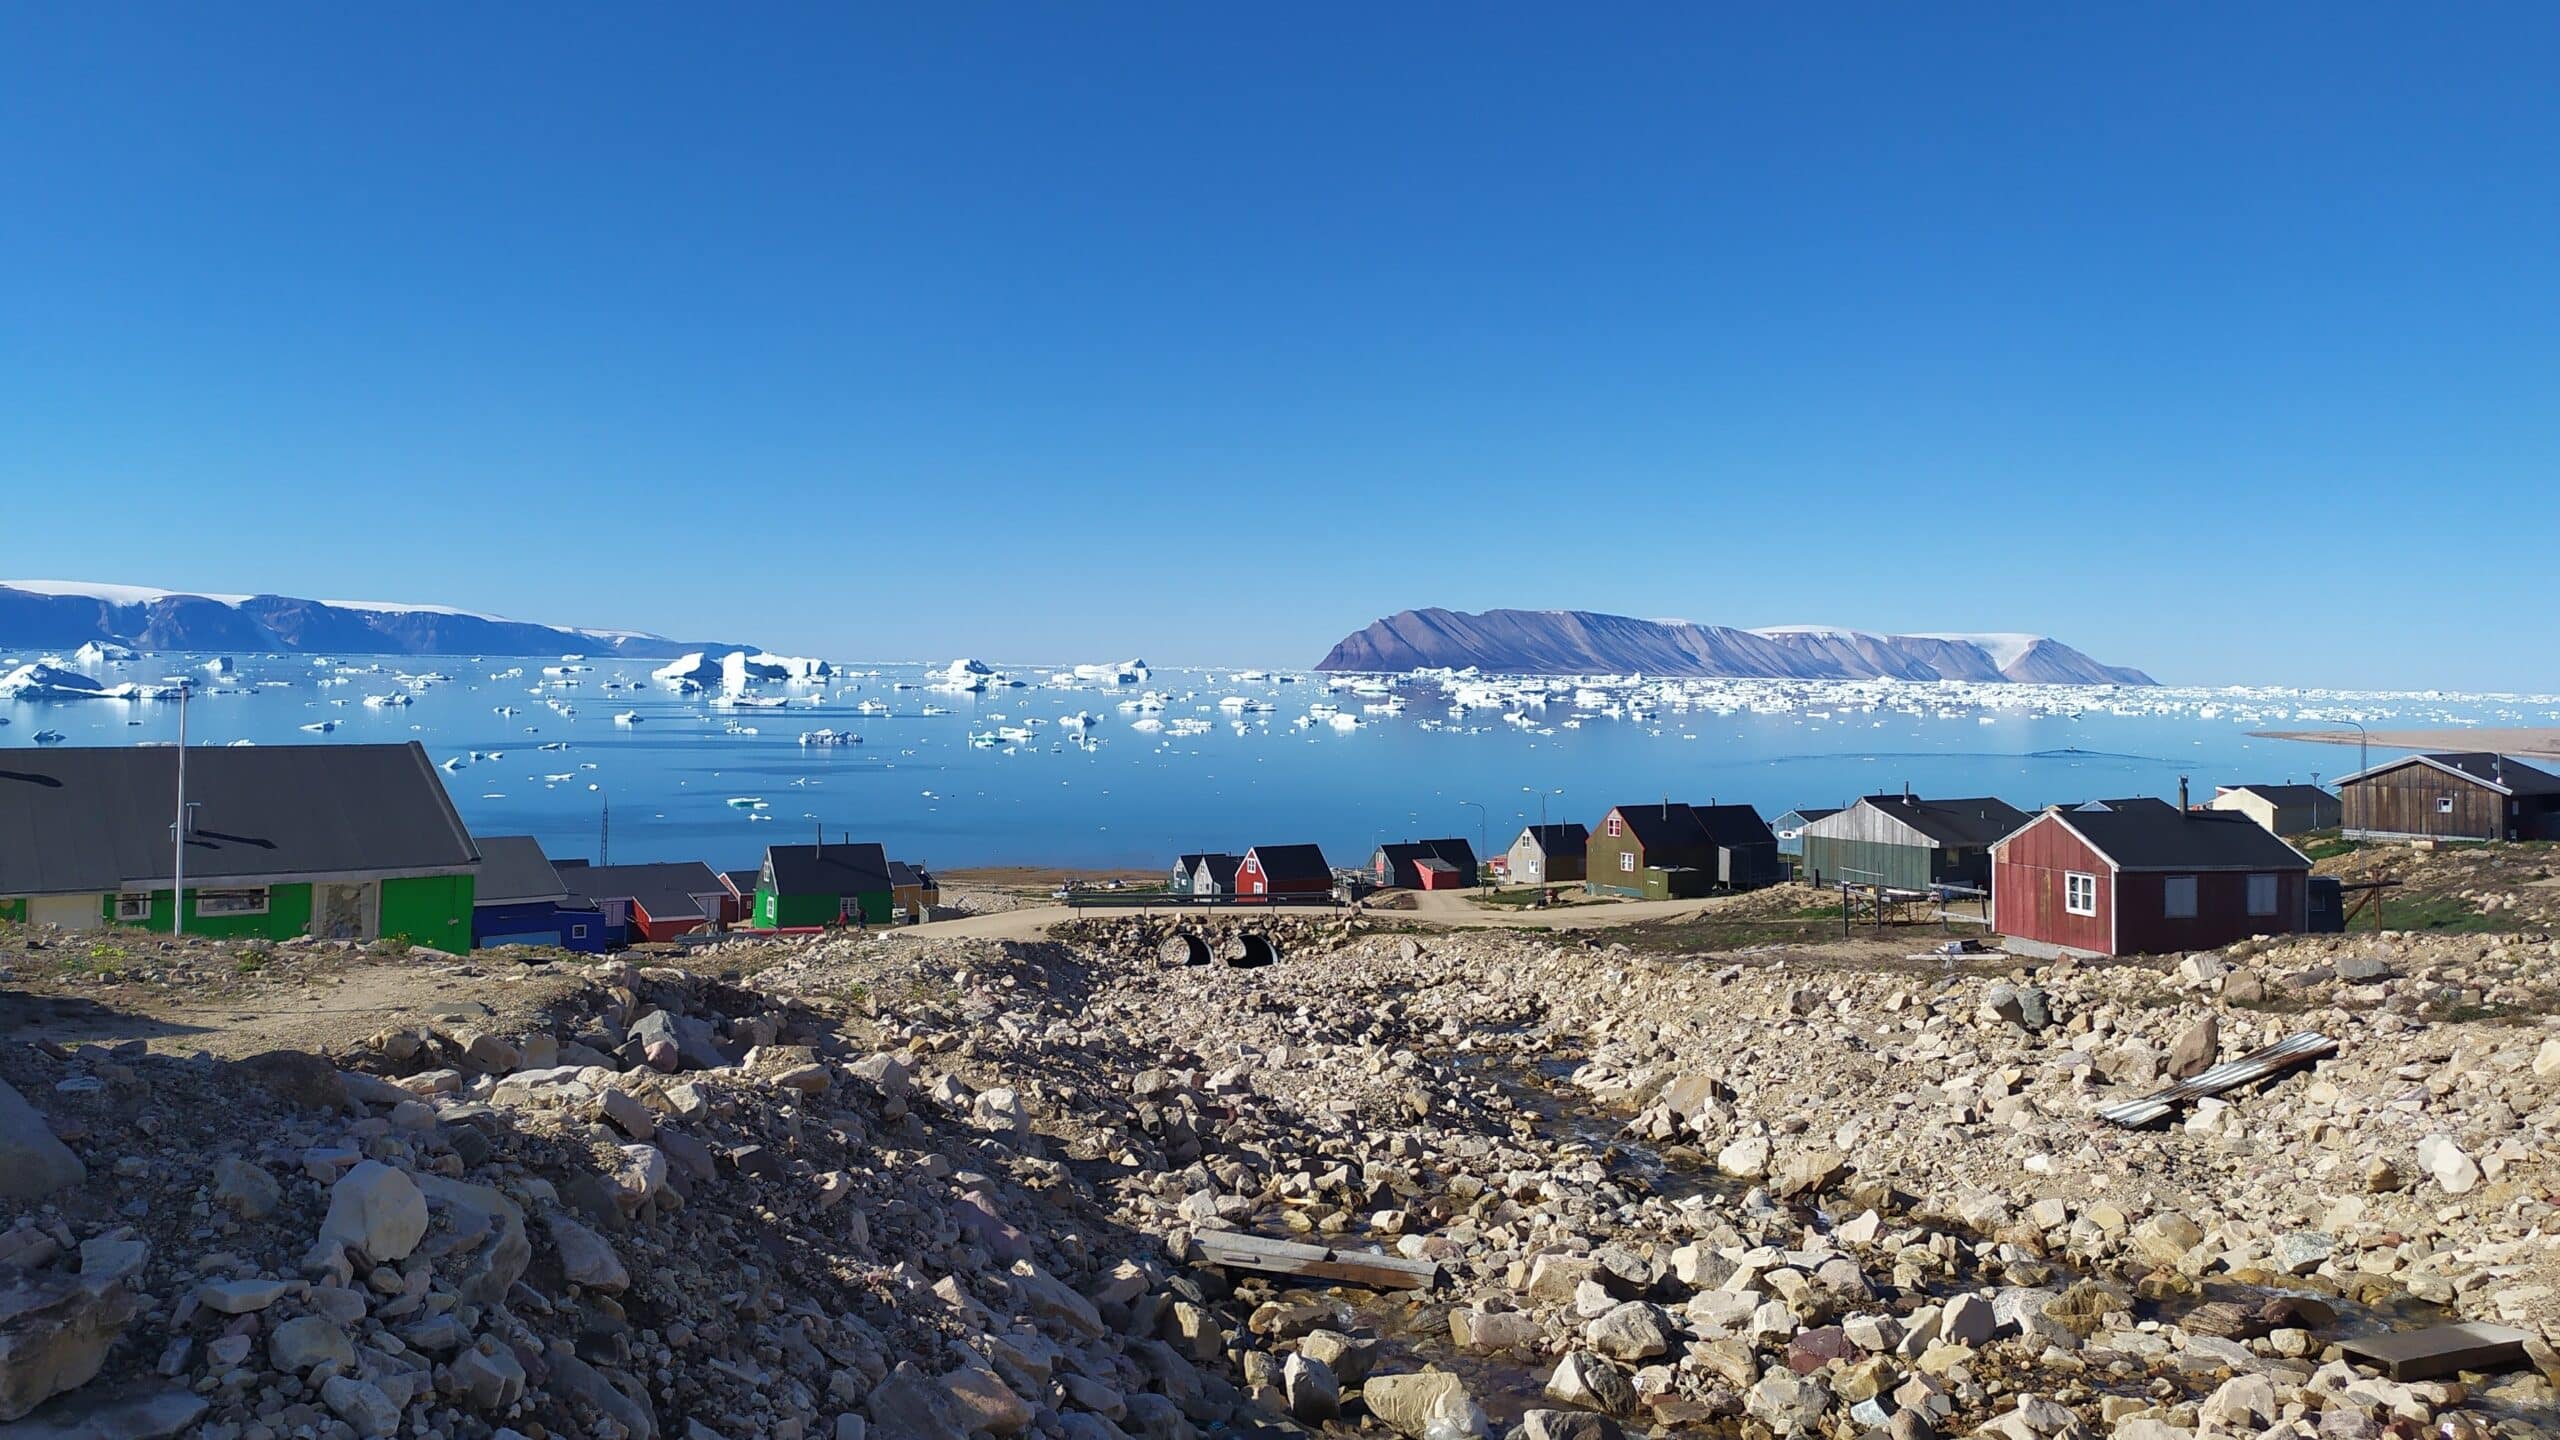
[1,904,2556,1440]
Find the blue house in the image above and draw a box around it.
[471,835,608,953]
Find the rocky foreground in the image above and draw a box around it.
[1,905,2556,1440]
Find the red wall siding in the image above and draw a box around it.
[1993,816,2115,954]
[2114,870,2306,955]
[1238,856,1266,897]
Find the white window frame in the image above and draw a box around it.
[2162,875,2198,920]
[2063,871,2097,917]
[194,887,271,917]
[114,893,152,922]
[1605,814,1624,837]
[2436,795,2456,815]
[1618,851,1636,873]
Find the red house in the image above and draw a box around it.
[1992,798,2312,958]
[1236,844,1332,900]
[556,861,734,945]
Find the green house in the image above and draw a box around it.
[752,841,894,928]
[0,741,479,947]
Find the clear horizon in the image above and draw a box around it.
[5,7,2557,689]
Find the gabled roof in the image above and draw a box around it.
[1775,807,1840,827]
[476,835,569,907]
[2216,784,2337,809]
[1610,802,1708,851]
[2019,806,2311,872]
[1515,823,1589,857]
[887,859,934,889]
[1194,853,1242,887]
[555,860,726,921]
[721,868,761,898]
[1176,852,1215,871]
[1846,794,2030,848]
[1244,844,1331,884]
[1690,803,1776,847]
[2335,752,2560,797]
[0,742,477,897]
[763,842,893,897]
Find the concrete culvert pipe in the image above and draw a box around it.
[1231,932,1280,968]
[1159,933,1212,967]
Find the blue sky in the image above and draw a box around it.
[3,5,2555,688]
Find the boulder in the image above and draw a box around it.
[1584,1302,1676,1362]
[415,1174,530,1305]
[0,1080,84,1202]
[1546,1352,1638,1417]
[1283,1352,1341,1423]
[312,1160,428,1265]
[0,1386,206,1439]
[1363,1370,1492,1439]
[2166,1016,2219,1080]
[545,1212,631,1293]
[2416,1135,2480,1195]
[0,1271,135,1421]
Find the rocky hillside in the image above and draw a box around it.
[0,580,748,658]
[0,888,2552,1439]
[1317,610,2157,684]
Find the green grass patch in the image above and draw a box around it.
[2295,831,2362,862]
[2379,893,2519,934]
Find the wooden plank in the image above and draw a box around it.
[2339,1323,2533,1381]
[1187,1229,1440,1291]
[2097,1032,2337,1127]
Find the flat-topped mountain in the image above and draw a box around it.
[0,579,748,658]
[1316,608,2156,684]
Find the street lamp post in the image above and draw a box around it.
[1458,801,1488,891]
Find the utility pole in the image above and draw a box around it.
[172,681,191,937]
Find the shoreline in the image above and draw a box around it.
[2253,726,2560,760]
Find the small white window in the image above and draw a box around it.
[195,888,270,917]
[2436,795,2455,814]
[2246,873,2278,916]
[1605,815,1624,837]
[114,893,152,921]
[570,924,589,939]
[2163,876,2198,919]
[2063,872,2097,916]
[1619,852,1636,873]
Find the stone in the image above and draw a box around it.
[0,1271,134,1421]
[321,1374,401,1438]
[2166,1016,2219,1080]
[0,1386,207,1439]
[1717,1136,1772,1179]
[600,1088,657,1139]
[211,1154,280,1218]
[1773,1147,1848,1198]
[2335,954,2393,984]
[2131,1214,2203,1268]
[1583,1301,1676,1362]
[268,1313,355,1373]
[1545,1351,1637,1417]
[1363,1370,1492,1438]
[1452,1306,1542,1353]
[2535,1037,2560,1080]
[942,1360,1033,1435]
[1984,982,2051,1033]
[416,1174,531,1306]
[0,1079,84,1201]
[1940,1293,1996,1347]
[194,1278,296,1314]
[546,1211,631,1293]
[2198,1373,2277,1430]
[313,1159,428,1265]
[2273,1231,2334,1276]
[1299,1329,1379,1384]
[868,1362,968,1440]
[451,1339,529,1411]
[1283,1352,1340,1423]
[1514,1411,1625,1440]
[1746,1369,1833,1438]
[2417,1135,2480,1194]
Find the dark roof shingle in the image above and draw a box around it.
[475,835,568,907]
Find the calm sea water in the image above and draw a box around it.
[7,653,2553,872]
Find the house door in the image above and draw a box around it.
[27,894,101,931]
[311,882,379,940]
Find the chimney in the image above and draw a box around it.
[2179,776,2189,813]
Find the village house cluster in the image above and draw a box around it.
[5,740,2556,962]
[0,741,936,953]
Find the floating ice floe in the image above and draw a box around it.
[612,711,642,726]
[32,730,68,744]
[362,692,413,709]
[0,663,178,701]
[70,641,135,666]
[726,796,768,810]
[798,728,862,747]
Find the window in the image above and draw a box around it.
[1605,815,1623,837]
[194,888,270,917]
[2435,795,2455,814]
[2064,871,2097,916]
[114,893,151,921]
[1619,852,1636,873]
[2246,873,2279,916]
[2163,876,2198,919]
[571,924,589,939]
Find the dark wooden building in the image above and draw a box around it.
[1993,799,2312,957]
[1587,802,1780,898]
[1798,793,2030,894]
[1371,838,1480,890]
[2336,753,2560,843]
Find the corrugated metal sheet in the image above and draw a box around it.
[2097,1032,2336,1126]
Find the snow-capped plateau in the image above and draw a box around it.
[1316,608,2156,685]
[0,579,752,659]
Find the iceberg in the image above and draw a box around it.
[0,663,178,701]
[72,640,136,666]
[1072,659,1151,685]
[798,728,862,747]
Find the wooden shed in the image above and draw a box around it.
[1993,799,2312,957]
[2335,753,2560,843]
[1587,802,1780,897]
[1236,844,1331,899]
[1798,793,2028,894]
[1371,838,1479,889]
